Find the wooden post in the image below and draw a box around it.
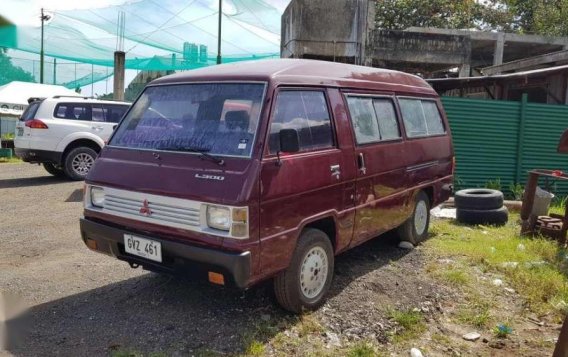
[553,315,568,357]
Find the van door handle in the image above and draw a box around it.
[330,164,341,179]
[357,153,367,174]
[91,126,104,130]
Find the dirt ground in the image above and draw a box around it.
[0,164,563,356]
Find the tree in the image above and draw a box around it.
[0,48,36,85]
[375,0,568,36]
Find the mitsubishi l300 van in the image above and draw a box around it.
[80,59,454,312]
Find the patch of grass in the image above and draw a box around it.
[297,314,325,337]
[0,156,21,163]
[388,308,426,342]
[427,216,568,319]
[110,350,143,357]
[244,340,266,356]
[431,333,452,348]
[195,348,222,357]
[435,267,470,286]
[346,341,381,357]
[456,302,492,328]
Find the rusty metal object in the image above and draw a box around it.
[558,129,568,153]
[536,216,564,241]
[553,315,568,357]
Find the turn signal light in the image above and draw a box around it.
[25,119,48,129]
[208,271,225,285]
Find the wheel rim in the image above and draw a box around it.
[414,200,428,235]
[71,153,94,176]
[299,246,328,299]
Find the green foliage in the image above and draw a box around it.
[376,0,568,36]
[375,0,513,31]
[0,48,35,85]
[347,341,380,357]
[509,183,524,201]
[484,178,502,191]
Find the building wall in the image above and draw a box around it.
[281,0,374,64]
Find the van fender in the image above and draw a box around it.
[55,132,105,153]
[258,211,341,281]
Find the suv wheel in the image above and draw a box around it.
[63,147,98,181]
[397,191,431,245]
[274,228,334,313]
[42,163,65,177]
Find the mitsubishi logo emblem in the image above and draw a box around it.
[139,199,152,216]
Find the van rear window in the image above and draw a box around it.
[398,98,445,138]
[109,83,265,158]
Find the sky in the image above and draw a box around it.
[1,0,291,97]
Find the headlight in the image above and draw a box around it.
[206,205,230,231]
[90,186,105,208]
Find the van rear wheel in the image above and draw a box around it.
[42,163,65,177]
[274,228,334,313]
[397,191,430,245]
[63,147,98,181]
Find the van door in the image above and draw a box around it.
[259,88,351,274]
[345,94,411,246]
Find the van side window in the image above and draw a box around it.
[398,98,445,138]
[269,91,333,154]
[346,96,400,144]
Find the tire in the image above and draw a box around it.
[63,147,98,181]
[274,228,334,313]
[397,191,431,245]
[42,163,65,177]
[456,206,509,226]
[454,189,504,210]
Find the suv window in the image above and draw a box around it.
[398,98,445,138]
[269,90,333,154]
[54,103,91,121]
[92,104,129,123]
[346,96,401,144]
[20,101,42,121]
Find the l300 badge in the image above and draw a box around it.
[195,173,225,181]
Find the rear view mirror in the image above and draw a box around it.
[279,129,300,153]
[558,129,568,153]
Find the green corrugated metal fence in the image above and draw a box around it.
[442,95,568,197]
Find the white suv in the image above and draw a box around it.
[14,96,130,180]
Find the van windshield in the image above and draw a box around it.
[109,83,266,157]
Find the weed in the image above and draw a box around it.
[485,178,502,191]
[0,156,21,163]
[509,182,524,200]
[388,308,426,342]
[245,340,266,356]
[297,314,324,337]
[346,341,380,357]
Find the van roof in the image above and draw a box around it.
[150,59,436,95]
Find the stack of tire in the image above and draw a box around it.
[455,189,509,226]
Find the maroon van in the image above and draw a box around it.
[80,59,453,312]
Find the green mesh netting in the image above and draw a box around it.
[0,0,283,87]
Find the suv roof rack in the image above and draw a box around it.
[51,95,93,99]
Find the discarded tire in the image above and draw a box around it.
[456,206,509,226]
[455,189,504,210]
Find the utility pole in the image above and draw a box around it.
[216,0,222,65]
[40,8,51,84]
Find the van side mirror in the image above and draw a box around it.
[279,129,300,153]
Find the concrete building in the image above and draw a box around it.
[281,0,568,78]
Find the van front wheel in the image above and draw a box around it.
[274,228,334,313]
[397,191,430,245]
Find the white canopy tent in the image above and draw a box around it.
[0,81,77,117]
[0,81,77,140]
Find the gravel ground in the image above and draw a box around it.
[1,164,558,357]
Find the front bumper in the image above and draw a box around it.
[14,148,62,165]
[79,218,251,288]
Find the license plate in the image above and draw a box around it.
[124,234,162,262]
[17,127,23,136]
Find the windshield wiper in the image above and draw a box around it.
[158,145,225,166]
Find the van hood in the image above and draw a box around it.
[87,147,258,205]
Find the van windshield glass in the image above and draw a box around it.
[109,83,266,157]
